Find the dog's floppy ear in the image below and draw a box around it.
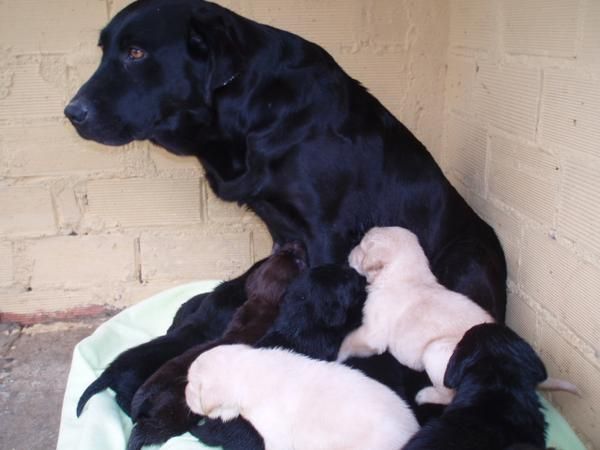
[360,240,392,282]
[444,335,477,389]
[188,4,245,98]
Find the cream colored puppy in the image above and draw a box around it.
[185,344,419,450]
[337,226,494,405]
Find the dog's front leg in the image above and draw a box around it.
[414,386,454,405]
[337,327,381,362]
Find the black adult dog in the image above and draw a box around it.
[65,0,506,436]
[65,0,506,313]
[403,323,548,450]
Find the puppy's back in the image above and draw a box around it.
[202,345,419,450]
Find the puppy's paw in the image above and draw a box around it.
[336,342,352,362]
[415,386,454,405]
[185,380,203,415]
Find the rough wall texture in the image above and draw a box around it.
[442,0,600,446]
[0,0,449,321]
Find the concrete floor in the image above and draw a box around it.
[0,317,108,450]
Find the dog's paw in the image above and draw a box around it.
[415,386,454,405]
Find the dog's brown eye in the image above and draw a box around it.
[127,47,145,60]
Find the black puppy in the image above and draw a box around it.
[191,265,436,449]
[76,259,265,417]
[403,323,548,450]
[65,0,507,318]
[126,242,306,450]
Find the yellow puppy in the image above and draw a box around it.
[337,226,494,405]
[185,344,419,450]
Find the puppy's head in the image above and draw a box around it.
[349,227,424,282]
[444,323,547,392]
[186,344,246,420]
[282,264,367,328]
[245,241,306,303]
[64,0,246,150]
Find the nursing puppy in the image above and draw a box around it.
[403,324,547,449]
[185,344,420,450]
[189,265,436,450]
[338,227,577,404]
[126,242,306,450]
[337,226,494,405]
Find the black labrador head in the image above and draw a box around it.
[64,0,247,151]
[444,323,548,392]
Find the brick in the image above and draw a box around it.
[0,0,106,54]
[24,235,135,289]
[0,241,13,286]
[473,63,540,140]
[140,230,253,281]
[444,115,487,192]
[251,224,274,262]
[0,186,56,236]
[0,55,66,123]
[445,57,477,114]
[488,135,558,225]
[503,0,578,57]
[53,183,81,231]
[520,229,600,351]
[247,0,362,54]
[539,322,600,445]
[505,291,537,346]
[0,122,122,176]
[148,144,202,172]
[476,201,521,281]
[540,70,600,157]
[0,288,102,316]
[84,178,203,228]
[336,50,409,118]
[559,157,600,257]
[582,0,600,66]
[449,0,497,51]
[205,184,258,224]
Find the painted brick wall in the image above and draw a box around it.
[442,0,600,446]
[0,0,449,322]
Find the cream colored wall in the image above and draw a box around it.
[441,0,600,447]
[0,0,449,322]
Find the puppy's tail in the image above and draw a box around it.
[126,425,146,450]
[76,373,112,417]
[538,377,580,396]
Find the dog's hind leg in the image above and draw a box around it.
[417,337,458,405]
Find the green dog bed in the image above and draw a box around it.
[56,281,586,450]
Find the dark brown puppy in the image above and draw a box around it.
[127,242,306,450]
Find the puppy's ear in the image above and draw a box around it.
[360,241,391,282]
[444,337,476,389]
[500,327,547,386]
[313,267,367,327]
[188,4,245,98]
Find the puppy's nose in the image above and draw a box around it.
[64,100,89,124]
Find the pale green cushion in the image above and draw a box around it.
[57,281,586,450]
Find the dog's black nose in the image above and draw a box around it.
[64,100,89,124]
